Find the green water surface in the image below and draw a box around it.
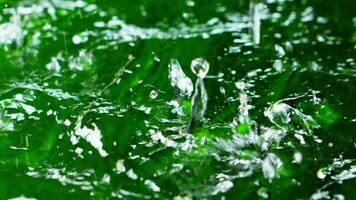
[0,0,355,199]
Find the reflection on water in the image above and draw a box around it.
[0,0,355,199]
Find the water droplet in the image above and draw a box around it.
[149,90,158,99]
[47,110,53,116]
[15,94,24,101]
[191,58,209,79]
[144,179,160,192]
[219,87,226,95]
[137,105,151,114]
[72,33,88,44]
[20,103,36,115]
[262,153,282,182]
[275,44,286,57]
[214,180,234,194]
[273,59,283,72]
[285,41,293,52]
[75,147,83,157]
[126,169,138,180]
[257,187,270,199]
[116,159,126,173]
[63,119,71,126]
[154,56,160,62]
[310,191,330,200]
[293,151,303,164]
[186,0,195,7]
[102,173,111,184]
[333,194,345,200]
[317,168,327,179]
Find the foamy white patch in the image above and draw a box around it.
[149,129,177,148]
[68,50,93,71]
[167,100,184,116]
[332,166,356,183]
[73,123,108,157]
[0,22,23,45]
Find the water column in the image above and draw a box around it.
[188,58,209,130]
[249,0,264,45]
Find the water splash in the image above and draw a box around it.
[189,58,209,130]
[1,0,354,198]
[72,122,108,157]
[0,15,23,47]
[68,50,93,71]
[168,59,193,99]
[264,97,319,132]
[332,165,356,183]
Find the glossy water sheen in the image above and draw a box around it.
[0,0,355,199]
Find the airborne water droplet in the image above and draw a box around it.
[257,187,270,199]
[317,168,327,179]
[149,90,158,99]
[273,59,283,72]
[293,151,303,164]
[191,58,210,79]
[72,33,88,45]
[116,159,126,173]
[144,179,161,192]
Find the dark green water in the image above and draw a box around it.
[0,0,355,199]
